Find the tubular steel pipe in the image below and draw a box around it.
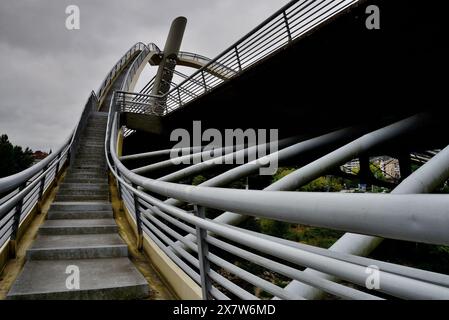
[280,146,449,299]
[107,154,449,299]
[159,127,360,182]
[106,113,449,299]
[150,202,381,300]
[175,113,432,239]
[282,143,449,299]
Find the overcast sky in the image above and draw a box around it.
[0,0,289,152]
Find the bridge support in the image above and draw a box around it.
[151,17,187,114]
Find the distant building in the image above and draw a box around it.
[32,151,49,164]
[341,159,360,174]
[341,156,400,181]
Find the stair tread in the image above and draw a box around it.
[7,258,148,299]
[30,233,126,250]
[48,211,113,220]
[41,219,116,228]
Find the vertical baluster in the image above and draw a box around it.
[9,183,26,258]
[234,46,242,72]
[283,11,292,42]
[132,183,143,250]
[37,164,48,214]
[194,205,212,300]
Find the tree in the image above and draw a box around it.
[0,134,34,178]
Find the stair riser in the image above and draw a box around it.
[71,157,105,162]
[7,285,149,300]
[27,246,128,260]
[64,177,107,183]
[72,156,105,162]
[81,129,105,133]
[59,184,108,190]
[49,203,112,211]
[55,195,109,201]
[47,211,113,220]
[63,178,108,184]
[57,190,108,196]
[67,169,106,175]
[39,226,118,235]
[79,139,105,144]
[71,165,107,171]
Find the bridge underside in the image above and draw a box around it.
[123,0,447,156]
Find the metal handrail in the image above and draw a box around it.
[106,96,449,299]
[103,45,449,299]
[116,1,360,116]
[97,42,161,105]
[0,39,151,250]
[0,90,98,250]
[100,0,449,300]
[158,0,360,114]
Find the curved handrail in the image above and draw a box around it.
[159,0,360,114]
[0,41,150,250]
[97,42,161,106]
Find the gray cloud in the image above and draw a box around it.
[0,0,289,151]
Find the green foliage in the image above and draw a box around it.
[272,167,296,182]
[369,163,387,181]
[0,134,34,178]
[259,219,290,238]
[300,176,343,192]
[191,175,206,186]
[288,225,344,248]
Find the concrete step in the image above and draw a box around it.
[63,177,108,184]
[48,210,113,220]
[81,129,105,135]
[79,137,105,143]
[7,258,149,300]
[67,168,106,176]
[76,148,104,155]
[73,154,105,161]
[49,202,112,212]
[79,139,104,145]
[70,154,105,161]
[79,142,104,147]
[83,126,106,131]
[57,188,108,197]
[72,159,106,164]
[55,194,109,202]
[59,183,108,191]
[81,131,105,137]
[64,175,106,182]
[27,234,128,260]
[39,219,118,235]
[71,164,106,170]
[64,174,107,181]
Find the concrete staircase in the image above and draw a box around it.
[7,112,149,299]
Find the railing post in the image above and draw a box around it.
[283,11,292,42]
[115,170,124,212]
[177,88,182,108]
[54,151,62,178]
[36,164,48,214]
[51,151,63,188]
[132,183,143,250]
[234,46,242,72]
[201,70,207,92]
[194,205,212,300]
[9,183,26,258]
